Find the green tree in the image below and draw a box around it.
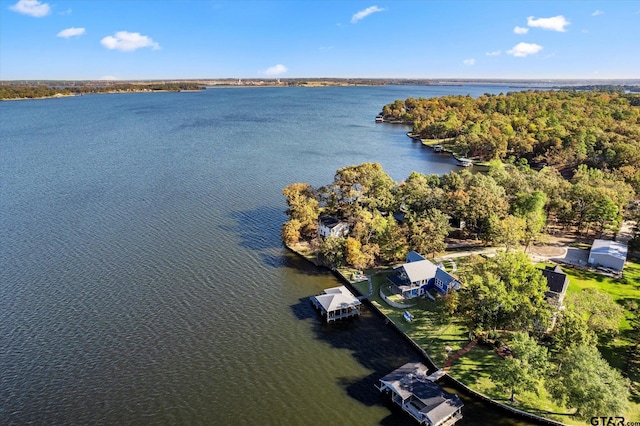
[317,237,346,268]
[550,345,630,419]
[567,288,624,338]
[491,332,549,403]
[457,251,551,332]
[407,209,451,257]
[486,214,526,250]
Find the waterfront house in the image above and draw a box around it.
[588,239,627,272]
[310,286,362,322]
[541,265,569,308]
[376,361,463,426]
[318,215,350,238]
[388,252,460,299]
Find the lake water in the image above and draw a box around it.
[1,85,535,425]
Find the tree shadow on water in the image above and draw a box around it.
[302,305,424,410]
[226,206,290,267]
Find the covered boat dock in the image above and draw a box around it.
[310,285,362,322]
[376,362,463,426]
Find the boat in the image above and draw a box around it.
[375,115,384,123]
[455,157,473,167]
[403,311,414,322]
[433,144,443,152]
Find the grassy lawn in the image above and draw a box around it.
[541,261,640,421]
[348,261,640,424]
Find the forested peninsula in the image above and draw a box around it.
[0,82,205,100]
[282,89,640,423]
[381,90,640,194]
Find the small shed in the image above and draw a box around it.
[310,286,361,322]
[588,239,628,272]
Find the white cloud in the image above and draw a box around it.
[486,50,501,56]
[262,64,287,76]
[514,26,529,34]
[100,75,120,81]
[9,0,50,17]
[507,42,543,57]
[527,15,570,32]
[463,58,475,66]
[57,27,85,38]
[101,31,160,52]
[592,10,604,16]
[351,6,384,23]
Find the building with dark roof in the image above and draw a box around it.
[318,215,350,238]
[377,362,463,426]
[541,265,569,308]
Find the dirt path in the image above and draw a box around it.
[443,337,480,371]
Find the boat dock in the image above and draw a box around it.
[376,362,463,426]
[310,285,362,322]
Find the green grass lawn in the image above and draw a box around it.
[541,261,640,421]
[350,261,640,425]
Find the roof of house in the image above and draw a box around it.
[311,286,361,312]
[541,265,569,295]
[406,250,426,263]
[590,239,628,261]
[318,215,346,229]
[379,362,463,425]
[402,259,438,283]
[435,267,459,289]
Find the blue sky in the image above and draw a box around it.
[1,0,639,80]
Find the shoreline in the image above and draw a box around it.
[284,242,567,426]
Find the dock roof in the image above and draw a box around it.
[379,362,463,426]
[311,286,361,313]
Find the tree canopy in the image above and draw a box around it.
[382,90,640,193]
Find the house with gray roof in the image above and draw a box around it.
[388,251,460,299]
[376,361,463,426]
[588,239,628,272]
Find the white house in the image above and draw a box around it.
[588,239,628,272]
[318,215,349,238]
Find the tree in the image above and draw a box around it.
[491,332,549,403]
[281,219,302,245]
[566,288,624,338]
[550,345,629,419]
[317,237,346,268]
[457,251,551,332]
[344,237,371,269]
[552,309,597,349]
[371,212,407,263]
[511,191,547,250]
[282,183,319,239]
[407,209,451,257]
[485,214,525,250]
